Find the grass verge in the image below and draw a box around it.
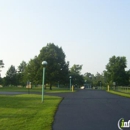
[0,87,75,93]
[107,90,130,98]
[45,89,76,93]
[0,94,62,130]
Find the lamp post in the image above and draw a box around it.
[85,80,87,89]
[42,61,47,102]
[89,75,92,89]
[27,73,30,94]
[69,76,72,90]
[100,81,102,89]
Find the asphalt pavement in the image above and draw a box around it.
[1,89,130,130]
[53,90,130,130]
[0,91,28,95]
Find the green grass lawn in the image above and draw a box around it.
[45,89,76,93]
[0,87,75,93]
[107,90,130,98]
[0,94,62,130]
[0,87,38,92]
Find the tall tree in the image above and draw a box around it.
[83,72,94,86]
[94,72,105,87]
[18,61,27,73]
[38,43,69,89]
[70,64,84,86]
[17,61,27,86]
[70,64,82,75]
[24,56,40,85]
[25,43,69,89]
[0,77,2,85]
[6,65,17,86]
[106,56,129,86]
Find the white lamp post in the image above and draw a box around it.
[69,76,72,90]
[42,61,47,102]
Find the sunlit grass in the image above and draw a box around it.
[0,87,75,93]
[107,90,130,98]
[0,94,62,130]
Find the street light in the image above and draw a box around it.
[69,76,72,90]
[85,80,87,89]
[42,61,47,102]
[89,75,92,89]
[100,81,102,89]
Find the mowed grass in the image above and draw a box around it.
[108,90,130,98]
[45,89,76,93]
[0,87,75,93]
[0,94,62,130]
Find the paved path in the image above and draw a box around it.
[53,90,130,130]
[0,91,28,95]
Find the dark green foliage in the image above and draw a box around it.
[105,56,129,86]
[24,43,69,89]
[70,64,84,86]
[0,77,3,84]
[84,72,94,83]
[18,61,27,73]
[5,65,17,86]
[23,56,40,85]
[70,64,83,75]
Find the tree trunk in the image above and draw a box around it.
[50,83,52,90]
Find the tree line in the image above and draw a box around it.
[0,43,130,89]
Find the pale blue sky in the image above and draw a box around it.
[0,0,130,77]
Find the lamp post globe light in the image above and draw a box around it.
[100,81,102,89]
[42,61,47,102]
[69,76,72,90]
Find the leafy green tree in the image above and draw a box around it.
[18,61,27,73]
[16,61,27,86]
[38,43,69,89]
[83,72,106,88]
[93,72,106,87]
[24,56,40,86]
[70,64,82,75]
[70,64,84,86]
[25,43,69,89]
[106,56,129,86]
[6,65,17,86]
[0,77,3,85]
[83,72,94,87]
[6,65,16,78]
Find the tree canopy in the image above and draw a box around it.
[5,65,17,86]
[105,56,129,86]
[70,64,84,86]
[18,61,27,73]
[1,46,130,88]
[70,64,82,75]
[25,43,69,89]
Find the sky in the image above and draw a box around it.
[0,0,130,77]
